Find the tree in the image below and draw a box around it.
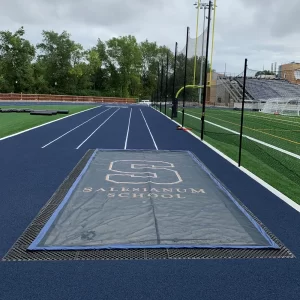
[0,26,212,99]
[37,30,84,93]
[106,35,142,97]
[32,60,49,93]
[0,27,35,92]
[85,47,102,90]
[140,40,159,98]
[255,70,275,77]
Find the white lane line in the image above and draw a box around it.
[76,109,120,150]
[140,109,158,150]
[42,108,111,148]
[124,108,133,150]
[0,106,100,142]
[152,106,300,213]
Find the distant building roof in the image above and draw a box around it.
[282,62,300,65]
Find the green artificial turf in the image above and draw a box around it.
[164,106,300,204]
[0,105,97,138]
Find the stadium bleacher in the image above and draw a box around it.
[236,78,300,101]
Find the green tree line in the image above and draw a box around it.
[255,70,276,77]
[0,27,210,100]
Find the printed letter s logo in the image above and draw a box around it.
[106,160,182,185]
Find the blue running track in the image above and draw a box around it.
[0,105,300,300]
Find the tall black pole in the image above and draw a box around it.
[165,52,169,115]
[156,63,160,110]
[200,1,212,140]
[172,42,178,119]
[160,60,164,112]
[238,58,248,167]
[152,91,155,108]
[182,26,190,127]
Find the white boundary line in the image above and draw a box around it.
[0,106,100,142]
[180,111,300,160]
[214,109,300,126]
[152,107,300,212]
[42,108,111,148]
[76,109,120,150]
[124,108,132,150]
[140,109,158,150]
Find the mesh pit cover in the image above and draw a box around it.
[29,150,278,250]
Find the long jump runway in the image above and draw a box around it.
[0,105,300,300]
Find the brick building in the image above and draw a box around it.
[279,62,300,84]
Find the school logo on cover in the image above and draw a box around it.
[106,160,183,185]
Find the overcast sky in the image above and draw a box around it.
[1,0,300,74]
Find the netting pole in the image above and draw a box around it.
[193,0,201,86]
[238,58,248,167]
[156,63,160,110]
[200,1,212,140]
[172,42,178,119]
[209,0,217,87]
[153,91,155,108]
[165,52,169,115]
[151,91,154,108]
[199,6,207,105]
[160,60,164,112]
[182,27,190,127]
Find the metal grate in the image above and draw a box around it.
[2,150,295,261]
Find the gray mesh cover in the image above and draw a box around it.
[29,150,278,250]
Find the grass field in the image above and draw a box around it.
[0,105,96,138]
[166,106,300,204]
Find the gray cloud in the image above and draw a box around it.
[239,0,300,37]
[0,0,300,73]
[0,0,166,26]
